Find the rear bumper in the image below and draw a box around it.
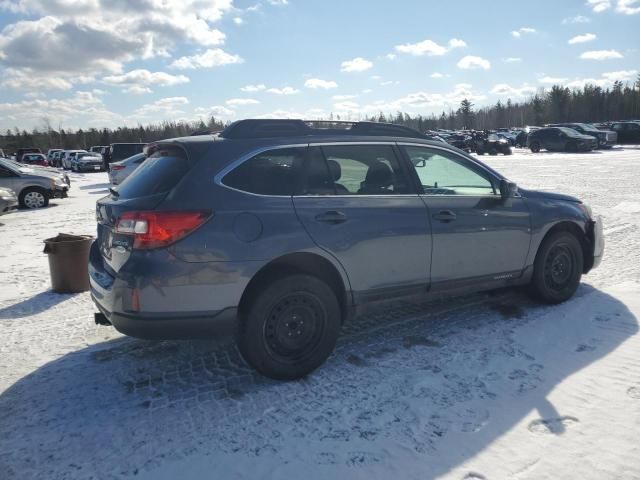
[51,186,68,199]
[88,241,244,339]
[78,164,104,172]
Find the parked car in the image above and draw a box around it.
[0,187,18,216]
[89,145,107,155]
[473,132,512,155]
[71,152,104,172]
[16,148,42,162]
[46,149,63,165]
[103,143,146,169]
[549,123,617,148]
[19,153,49,167]
[90,119,604,380]
[62,150,88,170]
[527,127,597,153]
[51,150,64,167]
[0,158,68,208]
[108,153,146,185]
[609,121,640,144]
[2,157,70,187]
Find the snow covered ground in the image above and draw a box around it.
[1,146,640,480]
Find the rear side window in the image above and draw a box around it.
[223,147,305,195]
[116,148,188,199]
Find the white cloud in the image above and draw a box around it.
[332,94,358,101]
[267,0,289,5]
[394,37,466,56]
[550,70,637,89]
[0,1,235,89]
[511,27,536,38]
[539,76,569,84]
[195,105,235,117]
[124,85,152,95]
[304,78,338,89]
[503,57,522,63]
[579,49,624,60]
[266,86,299,95]
[385,53,396,60]
[333,100,360,112]
[225,98,260,106]
[587,0,612,12]
[617,0,640,14]
[170,48,243,69]
[233,17,243,25]
[562,15,591,23]
[133,96,190,118]
[240,84,266,92]
[601,69,638,80]
[430,72,444,78]
[568,33,597,44]
[103,69,189,94]
[340,57,373,73]
[457,56,491,70]
[490,83,537,97]
[0,90,122,130]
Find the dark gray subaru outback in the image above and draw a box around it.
[91,120,604,379]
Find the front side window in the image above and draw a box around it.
[318,144,410,195]
[223,147,305,196]
[402,146,496,196]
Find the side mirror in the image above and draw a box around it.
[500,179,518,199]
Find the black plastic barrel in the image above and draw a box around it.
[43,233,94,293]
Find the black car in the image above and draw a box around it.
[103,143,146,169]
[473,132,512,155]
[527,127,597,153]
[91,119,604,379]
[549,123,617,148]
[609,121,640,144]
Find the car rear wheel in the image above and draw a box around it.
[19,188,49,209]
[530,231,583,304]
[238,274,341,380]
[530,141,541,153]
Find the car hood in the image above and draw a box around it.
[571,134,597,141]
[520,188,581,203]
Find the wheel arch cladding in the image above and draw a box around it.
[536,221,591,274]
[238,252,350,323]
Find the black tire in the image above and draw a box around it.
[476,149,484,155]
[503,146,513,155]
[238,274,341,380]
[489,147,498,156]
[19,187,49,209]
[530,141,541,153]
[530,231,583,304]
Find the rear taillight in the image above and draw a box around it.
[110,165,125,171]
[115,211,211,249]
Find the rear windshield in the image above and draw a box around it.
[111,144,145,160]
[115,148,188,199]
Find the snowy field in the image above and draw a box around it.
[1,146,640,480]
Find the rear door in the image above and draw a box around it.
[293,143,431,300]
[399,144,531,287]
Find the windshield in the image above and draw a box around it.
[557,127,582,136]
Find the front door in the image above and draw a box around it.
[399,144,531,287]
[293,144,431,300]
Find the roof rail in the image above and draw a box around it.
[219,119,429,140]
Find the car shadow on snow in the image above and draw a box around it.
[0,285,637,479]
[79,183,110,190]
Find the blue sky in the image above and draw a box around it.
[0,0,638,130]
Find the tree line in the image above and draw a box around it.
[1,76,639,153]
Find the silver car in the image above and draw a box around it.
[0,158,68,208]
[108,152,146,185]
[0,187,18,216]
[62,150,88,170]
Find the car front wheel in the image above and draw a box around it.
[530,231,583,304]
[530,141,541,153]
[19,187,49,209]
[238,274,341,380]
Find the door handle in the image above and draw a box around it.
[315,211,347,224]
[432,210,457,222]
